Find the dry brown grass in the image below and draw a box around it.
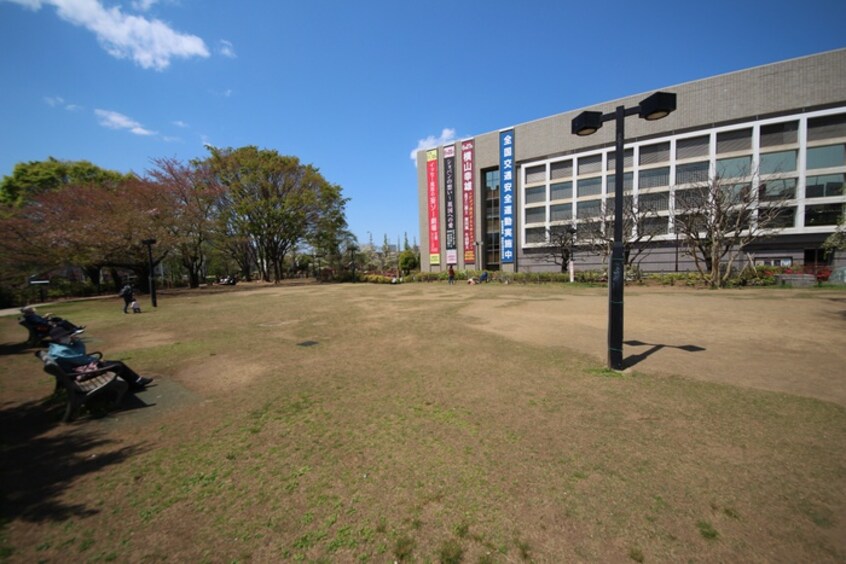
[1,282,844,562]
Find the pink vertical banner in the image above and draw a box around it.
[426,149,441,265]
[461,140,476,264]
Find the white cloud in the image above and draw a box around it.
[218,39,236,59]
[6,0,209,70]
[409,128,457,166]
[44,95,83,111]
[4,0,43,9]
[130,0,157,11]
[94,108,156,136]
[172,120,189,128]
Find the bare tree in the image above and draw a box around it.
[674,171,792,288]
[577,194,664,276]
[539,225,576,273]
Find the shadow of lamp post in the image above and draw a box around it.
[142,238,157,308]
[571,91,677,370]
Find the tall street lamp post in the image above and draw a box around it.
[566,226,577,284]
[142,238,158,308]
[571,91,677,370]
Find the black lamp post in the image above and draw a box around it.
[572,91,676,370]
[349,245,358,282]
[142,238,158,308]
[566,226,577,283]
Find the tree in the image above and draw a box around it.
[576,192,664,276]
[398,249,418,275]
[539,225,576,273]
[0,157,128,207]
[148,157,222,288]
[822,211,846,258]
[674,173,792,288]
[207,146,348,282]
[0,176,177,290]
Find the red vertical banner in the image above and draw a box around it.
[426,149,441,265]
[461,140,476,264]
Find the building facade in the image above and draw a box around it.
[417,49,846,274]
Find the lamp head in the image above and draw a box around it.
[571,111,603,136]
[638,91,676,121]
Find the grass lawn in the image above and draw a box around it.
[1,282,845,562]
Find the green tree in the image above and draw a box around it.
[207,146,348,282]
[0,157,128,207]
[822,211,846,258]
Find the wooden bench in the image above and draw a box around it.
[35,351,129,422]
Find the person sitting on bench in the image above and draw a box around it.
[47,327,152,391]
[21,306,84,334]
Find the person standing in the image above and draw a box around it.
[448,265,456,285]
[119,284,135,314]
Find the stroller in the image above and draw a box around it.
[18,306,85,347]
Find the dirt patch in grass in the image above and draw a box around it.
[1,283,844,562]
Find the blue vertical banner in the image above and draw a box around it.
[499,129,515,264]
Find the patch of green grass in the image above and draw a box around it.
[515,538,531,560]
[697,520,719,540]
[629,546,644,562]
[438,538,464,563]
[393,534,415,561]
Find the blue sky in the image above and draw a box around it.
[1,0,845,246]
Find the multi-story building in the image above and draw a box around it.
[417,49,846,274]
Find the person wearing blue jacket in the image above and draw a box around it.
[47,326,152,390]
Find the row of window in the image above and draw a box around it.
[524,203,843,243]
[524,113,846,184]
[525,144,845,205]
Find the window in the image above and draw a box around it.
[639,192,670,212]
[525,227,546,244]
[676,161,709,184]
[550,203,572,221]
[639,167,670,189]
[605,196,634,215]
[716,156,752,178]
[639,142,670,165]
[550,181,572,200]
[759,178,797,201]
[525,164,546,184]
[550,160,573,180]
[808,114,846,142]
[525,206,546,224]
[606,172,633,191]
[806,144,846,170]
[607,149,633,170]
[760,121,798,148]
[576,199,601,218]
[483,169,500,270]
[577,154,602,175]
[577,176,602,197]
[760,150,797,175]
[805,203,843,226]
[525,186,546,204]
[759,206,796,229]
[805,173,845,198]
[717,128,752,153]
[677,135,709,160]
[754,257,793,267]
[640,216,669,236]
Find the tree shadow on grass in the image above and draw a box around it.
[0,395,149,524]
[623,339,706,369]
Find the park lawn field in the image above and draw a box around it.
[1,282,845,562]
